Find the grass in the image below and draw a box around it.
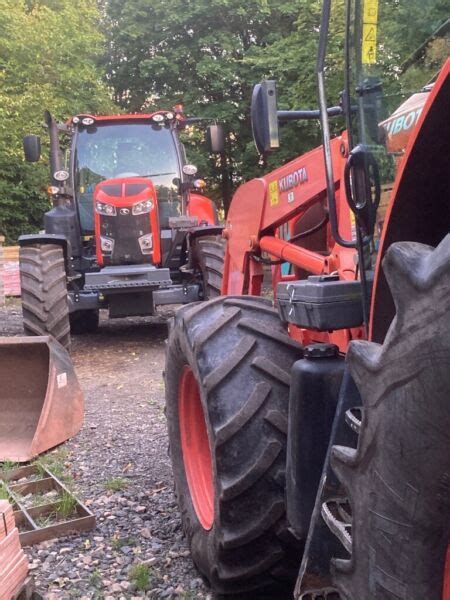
[104,477,128,492]
[0,484,10,501]
[28,492,48,507]
[128,563,152,592]
[56,491,77,519]
[111,535,138,550]
[89,569,102,587]
[35,448,70,483]
[0,460,19,474]
[35,514,55,528]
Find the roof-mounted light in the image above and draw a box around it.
[82,117,95,126]
[152,114,165,123]
[72,116,80,124]
[182,164,198,176]
[165,112,174,120]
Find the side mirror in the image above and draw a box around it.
[206,124,225,154]
[251,80,279,154]
[23,134,41,162]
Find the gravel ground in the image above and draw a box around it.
[0,299,211,599]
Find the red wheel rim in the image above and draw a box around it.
[178,366,214,530]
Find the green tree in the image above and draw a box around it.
[104,0,318,211]
[0,0,114,242]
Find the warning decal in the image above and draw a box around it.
[362,0,379,64]
[269,180,279,207]
[363,0,379,24]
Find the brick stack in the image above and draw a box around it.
[0,500,29,599]
[0,236,4,307]
[1,246,20,297]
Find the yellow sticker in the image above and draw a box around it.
[362,0,379,64]
[363,0,379,24]
[362,24,377,64]
[269,180,279,207]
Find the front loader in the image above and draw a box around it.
[165,1,450,598]
[0,336,83,462]
[20,109,225,349]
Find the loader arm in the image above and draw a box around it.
[222,136,357,295]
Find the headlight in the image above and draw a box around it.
[132,199,153,215]
[138,233,153,254]
[96,201,116,216]
[100,236,114,253]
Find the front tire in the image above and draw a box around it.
[19,243,70,349]
[165,295,303,596]
[191,235,225,299]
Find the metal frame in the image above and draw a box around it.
[0,465,95,546]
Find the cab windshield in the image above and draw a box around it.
[74,123,182,231]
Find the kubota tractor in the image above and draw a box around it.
[165,1,450,598]
[20,109,225,348]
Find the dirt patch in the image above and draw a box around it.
[0,301,211,599]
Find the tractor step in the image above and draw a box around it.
[344,407,363,434]
[84,265,172,291]
[321,498,352,553]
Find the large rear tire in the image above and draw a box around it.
[19,243,71,350]
[331,236,450,598]
[165,296,303,596]
[191,235,225,299]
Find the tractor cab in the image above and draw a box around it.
[20,109,225,342]
[71,113,185,268]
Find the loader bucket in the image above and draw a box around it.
[0,336,83,462]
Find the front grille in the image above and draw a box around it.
[100,212,152,265]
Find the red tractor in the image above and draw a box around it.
[165,1,450,597]
[20,109,225,348]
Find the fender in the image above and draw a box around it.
[187,193,218,226]
[19,233,73,275]
[370,59,450,343]
[187,226,224,241]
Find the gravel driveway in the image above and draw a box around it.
[0,300,211,599]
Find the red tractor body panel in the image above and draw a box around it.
[380,90,430,154]
[187,193,217,226]
[222,59,450,352]
[93,177,161,266]
[370,58,450,342]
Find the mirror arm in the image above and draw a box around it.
[277,106,343,121]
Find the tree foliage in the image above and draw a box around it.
[0,0,448,238]
[0,0,114,242]
[103,0,334,209]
